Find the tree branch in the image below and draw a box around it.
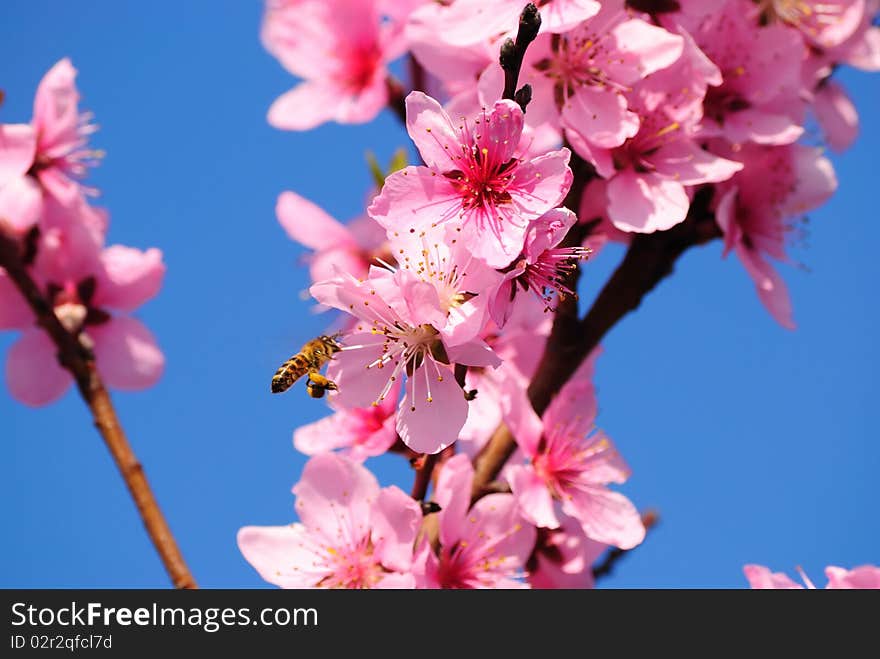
[0,227,197,589]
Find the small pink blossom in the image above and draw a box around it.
[0,58,100,233]
[506,351,645,549]
[262,0,405,130]
[276,190,388,284]
[744,563,880,589]
[416,454,536,588]
[293,382,399,462]
[369,92,573,267]
[2,208,165,406]
[715,143,837,329]
[238,453,421,588]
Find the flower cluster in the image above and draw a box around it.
[0,59,165,406]
[242,0,880,588]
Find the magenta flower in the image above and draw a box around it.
[0,58,100,233]
[369,92,573,268]
[293,381,399,462]
[310,234,501,453]
[506,352,645,549]
[527,514,606,589]
[1,205,165,406]
[416,454,536,588]
[261,0,404,130]
[489,207,588,327]
[238,453,422,588]
[744,563,880,589]
[276,190,388,284]
[715,143,837,329]
[694,2,807,145]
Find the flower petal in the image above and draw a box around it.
[89,316,165,390]
[93,246,165,312]
[276,191,355,250]
[397,361,467,454]
[5,328,73,406]
[371,485,421,572]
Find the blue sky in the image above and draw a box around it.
[1,1,877,588]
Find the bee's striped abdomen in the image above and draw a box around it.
[271,354,312,393]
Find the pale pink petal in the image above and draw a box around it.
[499,378,543,457]
[824,565,880,589]
[563,485,645,550]
[324,336,394,409]
[435,454,474,550]
[89,316,164,390]
[561,88,639,150]
[367,165,460,233]
[402,279,446,329]
[721,109,804,146]
[529,515,604,589]
[276,191,355,250]
[0,124,37,186]
[36,167,82,207]
[374,573,416,588]
[0,175,42,233]
[476,100,524,166]
[268,81,346,131]
[347,414,398,461]
[5,328,73,406]
[93,246,165,312]
[461,492,536,570]
[509,465,560,529]
[371,485,421,572]
[523,208,578,262]
[309,247,369,283]
[734,243,795,330]
[610,19,684,80]
[237,524,327,588]
[784,146,838,215]
[813,81,859,152]
[32,58,81,156]
[292,453,379,547]
[293,411,356,456]
[405,91,462,171]
[652,141,743,186]
[607,170,689,233]
[510,149,573,218]
[0,269,33,329]
[397,361,467,454]
[445,339,502,368]
[743,564,804,589]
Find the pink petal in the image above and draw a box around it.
[0,175,42,233]
[743,564,804,589]
[562,87,639,150]
[652,140,743,186]
[89,316,165,390]
[476,100,524,166]
[445,339,502,368]
[813,81,859,152]
[721,109,804,146]
[374,573,416,588]
[734,243,795,330]
[396,361,467,454]
[509,465,560,528]
[276,191,355,250]
[5,328,73,406]
[523,207,577,262]
[367,165,460,233]
[371,485,421,572]
[405,91,462,172]
[268,81,345,131]
[402,279,446,329]
[462,492,537,570]
[510,148,573,219]
[563,485,645,550]
[324,335,395,409]
[0,124,37,186]
[0,269,33,329]
[824,565,880,589]
[435,454,474,550]
[607,170,690,233]
[93,246,165,312]
[610,19,684,80]
[293,410,357,456]
[293,453,379,547]
[32,58,81,157]
[237,524,327,588]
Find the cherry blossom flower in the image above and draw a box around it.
[310,230,502,453]
[527,513,606,589]
[369,92,573,267]
[2,205,165,406]
[238,453,422,588]
[755,0,866,49]
[506,352,645,549]
[293,381,399,462]
[0,58,100,233]
[715,143,837,329]
[416,454,536,588]
[744,563,880,588]
[276,190,388,284]
[489,207,588,327]
[262,0,405,130]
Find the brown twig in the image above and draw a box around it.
[592,510,660,581]
[0,227,197,589]
[410,452,438,502]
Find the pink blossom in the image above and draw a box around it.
[416,454,536,588]
[744,563,880,589]
[812,79,859,152]
[310,238,501,453]
[693,1,807,145]
[276,190,388,284]
[527,514,606,589]
[0,58,99,233]
[369,92,573,267]
[756,0,866,49]
[262,0,404,130]
[293,382,399,462]
[715,143,837,329]
[506,351,645,549]
[420,0,601,48]
[238,453,421,588]
[479,7,683,152]
[2,210,165,406]
[489,207,589,327]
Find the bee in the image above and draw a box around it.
[271,333,342,398]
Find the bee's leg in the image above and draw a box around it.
[306,382,326,399]
[308,372,338,391]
